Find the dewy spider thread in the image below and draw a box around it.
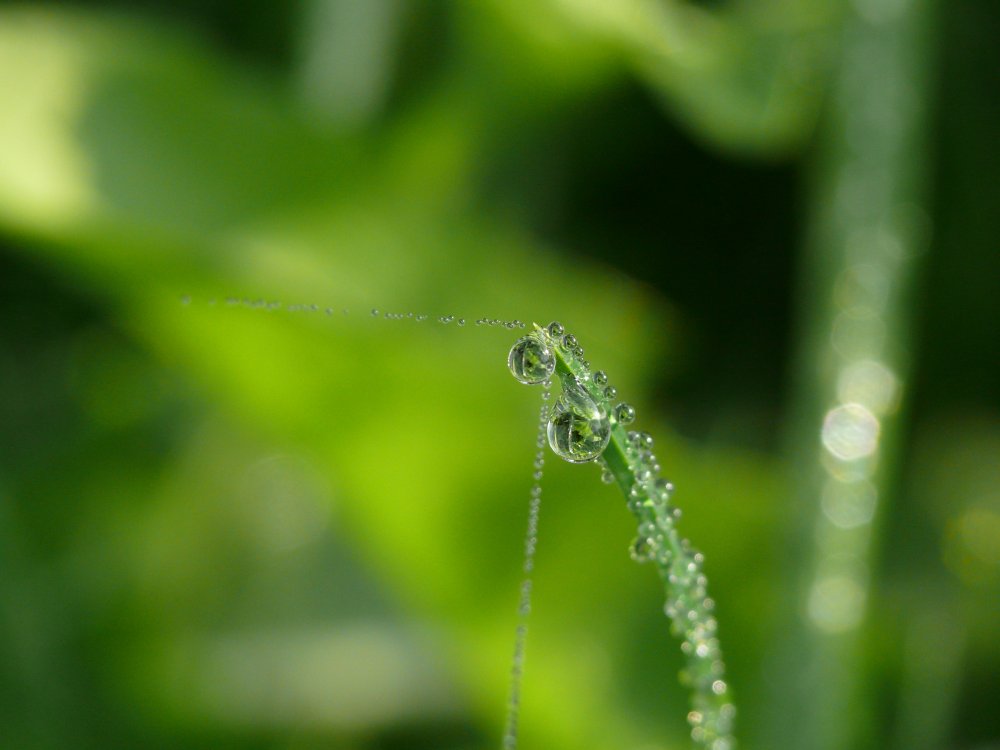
[501,380,551,750]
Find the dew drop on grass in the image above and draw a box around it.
[547,321,564,337]
[547,380,611,463]
[630,536,653,563]
[508,334,556,385]
[615,403,636,425]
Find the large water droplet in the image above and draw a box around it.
[508,335,556,385]
[547,380,611,463]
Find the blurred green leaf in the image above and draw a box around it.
[0,6,791,749]
[510,0,844,155]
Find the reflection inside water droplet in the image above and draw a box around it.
[546,379,611,463]
[507,334,556,385]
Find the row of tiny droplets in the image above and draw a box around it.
[179,295,528,330]
[502,380,552,750]
[538,322,736,750]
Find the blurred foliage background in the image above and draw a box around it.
[0,1,997,749]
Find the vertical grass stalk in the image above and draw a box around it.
[768,0,937,747]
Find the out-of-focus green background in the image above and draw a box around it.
[0,1,997,749]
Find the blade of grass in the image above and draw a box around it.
[530,324,736,749]
[764,0,937,747]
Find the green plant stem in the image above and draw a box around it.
[538,326,736,750]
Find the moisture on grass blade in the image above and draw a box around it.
[508,323,736,750]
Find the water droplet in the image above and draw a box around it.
[547,380,611,463]
[600,468,615,485]
[615,403,636,425]
[547,321,564,337]
[630,536,652,563]
[371,308,379,316]
[593,371,608,386]
[655,478,673,498]
[604,386,618,400]
[508,335,556,385]
[561,334,578,350]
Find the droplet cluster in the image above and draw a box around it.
[624,427,734,748]
[502,380,552,750]
[509,322,735,750]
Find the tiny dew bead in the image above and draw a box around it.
[615,403,636,425]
